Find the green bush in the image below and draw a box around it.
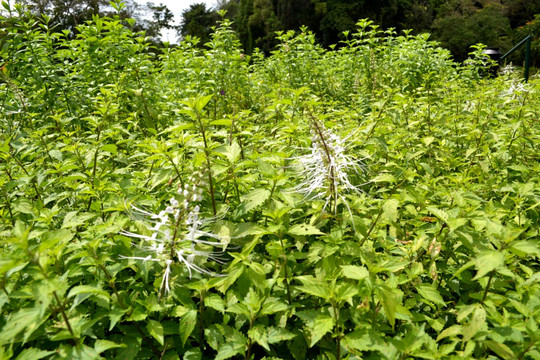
[1,4,539,359]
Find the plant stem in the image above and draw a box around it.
[481,270,495,305]
[198,290,206,353]
[518,341,535,360]
[309,113,337,214]
[1,187,14,225]
[87,125,101,211]
[90,247,126,308]
[360,180,404,247]
[197,116,217,215]
[35,258,79,345]
[244,296,267,360]
[135,68,157,132]
[332,303,341,360]
[144,159,156,188]
[245,319,255,360]
[164,153,182,180]
[52,290,79,345]
[8,148,42,202]
[279,237,292,305]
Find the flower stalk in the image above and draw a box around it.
[294,112,363,217]
[120,174,226,298]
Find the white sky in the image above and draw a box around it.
[136,0,216,43]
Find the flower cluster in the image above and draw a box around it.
[294,118,362,213]
[499,64,517,76]
[120,176,225,296]
[463,100,476,113]
[501,80,529,101]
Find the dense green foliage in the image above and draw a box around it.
[1,3,540,359]
[8,0,540,63]
[188,0,540,63]
[3,0,174,42]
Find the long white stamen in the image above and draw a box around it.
[120,178,227,296]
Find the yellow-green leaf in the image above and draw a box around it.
[147,319,164,346]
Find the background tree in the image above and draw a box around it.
[176,0,537,64]
[20,0,116,31]
[216,0,240,19]
[15,0,174,43]
[140,2,175,39]
[392,0,443,34]
[511,14,540,68]
[503,0,540,29]
[432,0,512,61]
[179,3,219,46]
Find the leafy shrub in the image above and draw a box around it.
[1,3,539,359]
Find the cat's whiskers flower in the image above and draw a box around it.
[293,117,364,216]
[120,176,226,297]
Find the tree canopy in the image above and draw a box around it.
[208,0,539,63]
[5,0,539,63]
[11,0,175,42]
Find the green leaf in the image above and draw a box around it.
[179,310,197,346]
[416,284,446,307]
[94,340,125,354]
[376,285,397,329]
[436,325,463,342]
[15,348,54,360]
[224,141,242,164]
[296,276,331,300]
[227,303,250,316]
[205,324,224,351]
[68,285,111,302]
[260,298,288,315]
[183,348,202,360]
[204,294,225,313]
[209,119,232,126]
[341,265,369,280]
[13,198,33,214]
[62,211,97,229]
[248,324,270,351]
[309,314,335,347]
[216,263,244,293]
[107,308,127,331]
[335,283,358,303]
[473,251,505,280]
[0,257,26,276]
[462,306,487,342]
[48,149,63,161]
[425,206,448,223]
[65,344,99,359]
[447,217,468,231]
[114,336,141,360]
[39,229,73,252]
[239,188,271,214]
[509,241,540,258]
[100,144,117,154]
[258,159,277,178]
[147,320,164,346]
[214,329,246,360]
[0,307,41,344]
[288,224,324,236]
[483,340,515,360]
[372,173,396,183]
[267,327,296,344]
[382,198,399,223]
[342,329,387,353]
[452,259,475,280]
[297,311,335,347]
[194,94,213,113]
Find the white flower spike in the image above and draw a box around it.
[120,176,225,297]
[293,113,364,216]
